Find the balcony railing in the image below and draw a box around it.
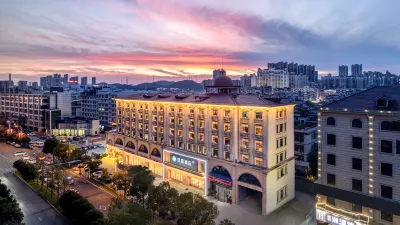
[188,126,195,132]
[255,151,263,158]
[254,135,263,141]
[198,128,204,133]
[169,112,175,117]
[212,143,219,148]
[212,115,218,121]
[223,117,231,123]
[254,119,263,124]
[240,147,249,154]
[240,133,249,138]
[189,114,195,119]
[152,110,157,115]
[224,131,231,137]
[224,146,231,151]
[241,118,249,123]
[212,130,218,135]
[198,115,204,120]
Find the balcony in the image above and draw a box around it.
[254,119,263,125]
[224,131,231,137]
[223,117,231,123]
[152,110,157,115]
[177,112,183,117]
[212,115,218,121]
[212,143,219,148]
[177,136,183,142]
[188,126,195,132]
[158,132,164,136]
[254,135,263,141]
[241,118,249,124]
[169,124,175,128]
[224,146,231,151]
[240,133,249,138]
[169,112,175,117]
[189,114,195,119]
[188,139,195,144]
[212,130,218,135]
[198,128,204,133]
[138,109,143,113]
[158,121,164,126]
[152,131,158,137]
[240,147,249,154]
[177,125,183,129]
[198,115,204,120]
[255,151,263,158]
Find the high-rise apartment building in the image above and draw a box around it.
[81,77,88,85]
[39,74,64,89]
[351,64,363,76]
[81,87,117,124]
[256,68,290,88]
[17,81,28,90]
[213,69,226,80]
[267,62,317,83]
[339,65,349,77]
[69,76,79,84]
[106,74,295,215]
[63,74,69,83]
[31,82,39,89]
[92,77,96,85]
[316,86,400,225]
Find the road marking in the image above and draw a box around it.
[0,153,13,162]
[38,217,42,221]
[99,205,107,211]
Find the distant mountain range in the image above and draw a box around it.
[111,80,203,90]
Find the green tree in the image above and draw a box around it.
[60,190,105,225]
[70,148,87,161]
[0,179,24,225]
[107,198,154,225]
[147,181,179,218]
[54,144,69,162]
[308,148,318,177]
[112,171,131,198]
[101,168,111,180]
[127,165,149,177]
[13,159,37,180]
[36,159,46,186]
[88,159,102,173]
[129,168,155,207]
[219,219,235,225]
[174,192,219,225]
[43,138,59,161]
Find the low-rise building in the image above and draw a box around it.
[294,123,318,174]
[52,119,100,136]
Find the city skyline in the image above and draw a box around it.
[1,0,400,84]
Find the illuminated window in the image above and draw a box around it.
[241,154,249,162]
[224,152,230,160]
[242,139,249,148]
[198,133,204,141]
[276,123,287,133]
[199,120,204,128]
[178,108,182,113]
[170,129,174,135]
[224,110,231,117]
[277,165,288,179]
[212,122,218,130]
[145,114,149,120]
[144,124,148,130]
[255,158,263,166]
[255,141,263,152]
[242,111,249,118]
[276,109,287,119]
[170,118,175,124]
[199,108,204,115]
[224,123,231,132]
[178,117,183,125]
[242,124,249,133]
[276,150,287,163]
[276,137,287,148]
[212,149,218,157]
[212,136,218,144]
[255,126,262,135]
[187,143,195,152]
[153,115,157,121]
[198,145,206,155]
[178,130,183,137]
[212,109,218,116]
[178,141,183,149]
[139,123,143,129]
[189,119,195,127]
[224,137,231,146]
[255,112,262,119]
[159,126,164,133]
[190,109,195,114]
[170,107,174,112]
[139,114,143,119]
[153,126,157,132]
[189,132,195,140]
[159,116,164,122]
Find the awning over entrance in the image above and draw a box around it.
[209,172,232,187]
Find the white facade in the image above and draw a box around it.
[256,68,289,88]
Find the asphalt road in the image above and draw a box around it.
[0,143,70,225]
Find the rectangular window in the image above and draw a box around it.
[189,132,195,140]
[381,140,393,153]
[224,151,230,160]
[352,179,362,192]
[224,123,231,132]
[242,124,249,133]
[255,112,262,119]
[327,197,335,206]
[189,119,195,127]
[381,185,392,199]
[277,185,288,203]
[276,150,287,163]
[255,141,263,152]
[255,126,262,135]
[212,136,218,144]
[277,165,288,179]
[242,139,249,148]
[178,117,183,125]
[212,122,218,130]
[381,211,393,222]
[224,137,231,146]
[352,158,362,171]
[198,133,204,141]
[177,130,182,137]
[381,163,393,176]
[352,137,363,149]
[170,139,175,147]
[242,154,249,162]
[397,140,400,154]
[224,110,231,117]
[212,148,218,157]
[352,204,362,213]
[170,129,175,135]
[199,120,204,128]
[327,134,336,146]
[327,173,336,185]
[255,158,263,166]
[212,109,218,116]
[242,111,249,118]
[190,109,194,114]
[170,118,175,124]
[327,154,336,166]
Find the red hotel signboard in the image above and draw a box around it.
[209,176,232,187]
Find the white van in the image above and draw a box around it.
[36,142,44,148]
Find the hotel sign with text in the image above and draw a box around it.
[170,153,198,172]
[316,209,366,225]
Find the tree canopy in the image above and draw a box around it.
[129,167,155,207]
[13,159,37,180]
[0,179,24,225]
[107,198,154,225]
[147,181,178,219]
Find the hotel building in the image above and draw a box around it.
[316,86,400,225]
[106,74,295,215]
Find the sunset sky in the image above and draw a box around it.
[1,0,400,84]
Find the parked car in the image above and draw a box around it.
[92,171,102,178]
[44,159,53,165]
[27,157,36,164]
[68,188,79,194]
[66,176,74,184]
[14,144,21,148]
[22,155,30,160]
[13,152,26,156]
[6,141,11,145]
[11,142,16,146]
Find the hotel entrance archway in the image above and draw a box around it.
[237,173,263,214]
[209,166,232,203]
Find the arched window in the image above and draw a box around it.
[352,119,362,128]
[126,141,135,149]
[238,173,261,187]
[138,145,148,154]
[381,121,400,132]
[115,138,123,146]
[151,148,161,158]
[327,117,336,126]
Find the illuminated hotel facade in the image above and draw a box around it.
[106,74,295,215]
[316,87,400,225]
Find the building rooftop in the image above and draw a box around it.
[117,93,293,108]
[323,86,400,112]
[294,122,318,130]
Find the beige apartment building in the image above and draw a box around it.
[106,74,295,215]
[316,86,400,225]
